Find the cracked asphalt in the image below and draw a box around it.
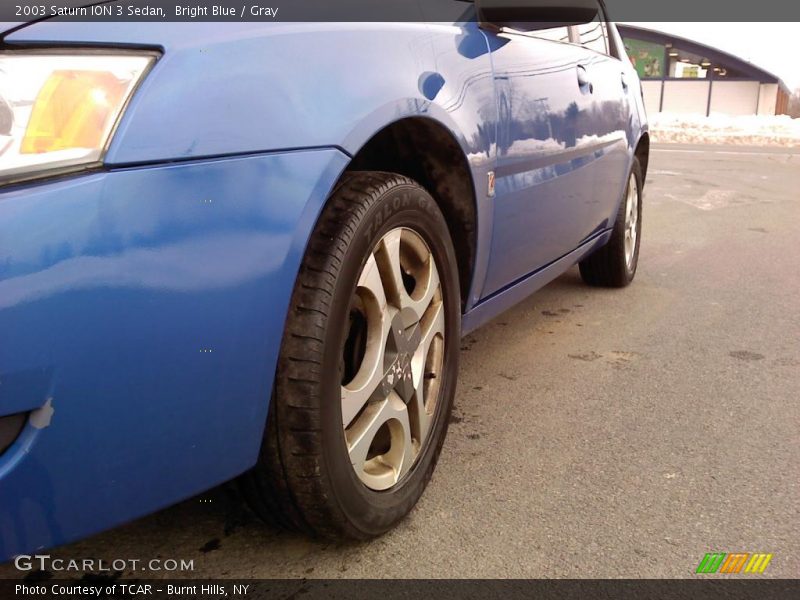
[2,144,798,580]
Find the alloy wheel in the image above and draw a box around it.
[624,172,640,269]
[340,227,445,491]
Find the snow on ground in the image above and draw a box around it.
[649,113,800,147]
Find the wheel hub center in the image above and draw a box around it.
[382,310,421,404]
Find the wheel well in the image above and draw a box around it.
[635,132,650,183]
[346,117,477,310]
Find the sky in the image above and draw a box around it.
[623,23,800,90]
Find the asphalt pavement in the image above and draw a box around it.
[2,144,798,579]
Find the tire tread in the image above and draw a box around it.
[240,171,425,539]
[579,158,643,288]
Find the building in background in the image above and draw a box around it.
[618,24,790,117]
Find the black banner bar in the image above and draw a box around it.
[2,0,800,23]
[3,579,800,600]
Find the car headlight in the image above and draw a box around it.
[0,51,156,184]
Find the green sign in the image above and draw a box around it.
[624,38,664,79]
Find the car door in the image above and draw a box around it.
[480,13,627,297]
[571,16,632,233]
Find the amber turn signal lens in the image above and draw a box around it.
[0,52,154,183]
[21,70,128,154]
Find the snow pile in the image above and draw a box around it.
[649,113,800,147]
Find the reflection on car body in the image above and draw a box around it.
[0,0,648,557]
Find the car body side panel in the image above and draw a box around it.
[481,29,632,297]
[0,19,647,558]
[601,22,649,225]
[578,48,631,230]
[4,20,499,310]
[464,22,645,328]
[462,229,612,335]
[0,149,348,558]
[483,31,599,295]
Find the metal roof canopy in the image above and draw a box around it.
[617,24,790,94]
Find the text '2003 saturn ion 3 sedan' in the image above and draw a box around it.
[0,0,648,557]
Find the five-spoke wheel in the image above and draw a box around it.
[242,172,460,539]
[623,172,639,270]
[342,228,445,491]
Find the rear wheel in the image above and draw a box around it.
[579,157,643,287]
[241,171,461,539]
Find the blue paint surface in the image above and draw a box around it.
[0,18,647,557]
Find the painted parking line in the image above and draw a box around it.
[652,148,800,157]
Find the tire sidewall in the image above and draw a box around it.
[623,158,644,281]
[317,181,461,537]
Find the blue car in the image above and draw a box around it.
[0,1,648,558]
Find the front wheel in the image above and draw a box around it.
[241,171,461,539]
[579,156,643,287]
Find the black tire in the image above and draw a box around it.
[240,171,461,539]
[579,156,643,287]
